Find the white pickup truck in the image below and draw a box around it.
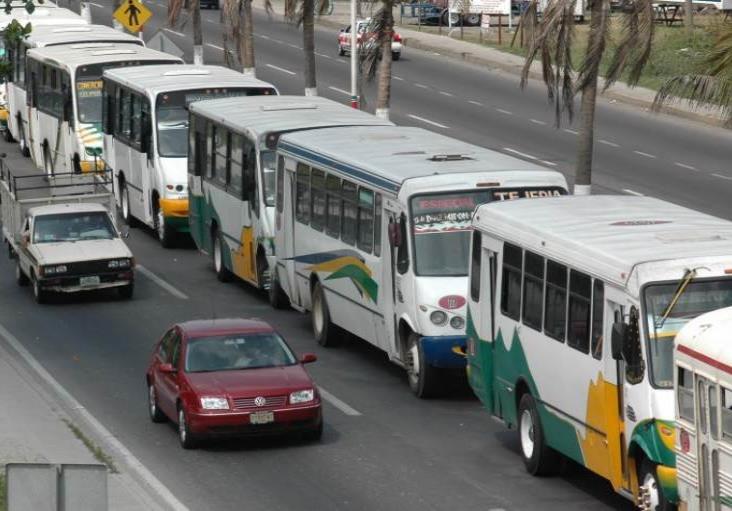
[1,167,135,303]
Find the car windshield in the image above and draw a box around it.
[644,278,732,388]
[185,333,297,372]
[155,87,275,158]
[260,150,276,207]
[33,212,116,243]
[410,187,565,276]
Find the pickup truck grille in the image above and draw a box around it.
[62,259,120,277]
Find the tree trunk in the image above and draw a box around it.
[303,0,317,95]
[684,0,693,35]
[240,0,256,76]
[192,0,204,65]
[375,1,394,119]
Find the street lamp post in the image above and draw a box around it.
[350,0,359,109]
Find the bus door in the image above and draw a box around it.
[377,202,398,359]
[695,376,719,511]
[188,117,207,248]
[138,99,155,226]
[386,207,410,363]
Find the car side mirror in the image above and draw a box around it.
[611,322,628,361]
[119,229,130,239]
[159,363,177,373]
[300,353,317,364]
[388,221,401,247]
[21,232,30,245]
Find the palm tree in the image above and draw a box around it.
[284,0,330,96]
[520,0,655,194]
[220,0,267,76]
[361,0,396,119]
[653,24,732,126]
[168,0,204,65]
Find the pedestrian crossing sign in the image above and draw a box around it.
[113,0,152,34]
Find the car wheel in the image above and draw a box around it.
[518,393,559,476]
[212,227,232,282]
[338,43,345,56]
[16,261,28,286]
[148,384,166,423]
[154,205,175,248]
[118,283,134,300]
[406,332,440,398]
[32,272,47,304]
[638,458,673,510]
[311,281,339,347]
[178,406,198,449]
[119,182,139,227]
[303,419,323,442]
[391,51,400,61]
[464,13,481,26]
[268,267,289,309]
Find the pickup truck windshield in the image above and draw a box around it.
[33,212,116,243]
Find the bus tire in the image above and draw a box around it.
[18,120,30,158]
[43,144,54,176]
[72,153,82,174]
[4,125,14,143]
[268,267,289,309]
[119,182,139,227]
[406,332,440,398]
[16,261,28,286]
[154,205,175,248]
[212,227,232,282]
[518,392,559,476]
[638,458,673,511]
[312,281,339,347]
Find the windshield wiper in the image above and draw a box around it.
[655,268,697,330]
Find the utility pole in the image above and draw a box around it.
[350,0,359,108]
[192,0,203,64]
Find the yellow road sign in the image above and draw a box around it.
[113,0,152,33]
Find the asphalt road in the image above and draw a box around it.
[0,1,729,510]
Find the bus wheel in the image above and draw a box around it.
[212,228,232,282]
[119,182,139,227]
[154,207,175,248]
[406,332,440,398]
[43,145,54,176]
[312,281,339,347]
[638,459,672,511]
[518,393,559,476]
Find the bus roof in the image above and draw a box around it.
[24,24,144,48]
[0,7,85,29]
[473,195,732,287]
[26,43,181,70]
[188,95,392,140]
[676,306,732,376]
[277,125,560,193]
[102,65,275,98]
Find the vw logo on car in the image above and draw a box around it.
[254,396,267,407]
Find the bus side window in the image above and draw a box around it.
[500,243,522,321]
[325,174,341,239]
[246,144,257,216]
[357,187,374,253]
[131,94,142,150]
[469,230,482,302]
[678,367,695,423]
[310,169,326,232]
[102,83,113,135]
[544,260,567,342]
[276,156,284,213]
[119,89,132,141]
[141,99,151,157]
[61,72,72,126]
[213,127,229,190]
[205,123,214,180]
[567,270,591,354]
[373,194,382,257]
[229,133,244,199]
[591,280,604,359]
[295,163,311,225]
[721,387,732,440]
[522,251,544,331]
[396,213,409,274]
[341,180,358,246]
[18,45,26,87]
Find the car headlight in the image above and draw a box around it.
[200,397,229,410]
[43,265,67,275]
[430,310,448,326]
[450,316,465,330]
[290,389,315,404]
[108,259,131,269]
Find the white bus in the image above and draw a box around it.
[675,306,732,511]
[274,125,567,397]
[101,65,277,247]
[25,43,182,175]
[5,24,143,157]
[466,195,732,509]
[187,95,391,289]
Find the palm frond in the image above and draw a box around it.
[653,74,732,124]
[576,0,609,91]
[359,9,387,82]
[707,26,732,77]
[603,0,654,89]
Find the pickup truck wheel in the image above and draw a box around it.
[32,273,47,304]
[118,283,134,300]
[15,262,28,286]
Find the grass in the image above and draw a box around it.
[398,13,722,91]
[63,419,119,474]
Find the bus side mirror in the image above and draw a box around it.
[611,322,628,361]
[388,221,401,247]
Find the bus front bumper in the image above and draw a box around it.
[79,159,106,173]
[420,335,467,369]
[159,198,190,233]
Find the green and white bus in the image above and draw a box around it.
[101,65,276,247]
[5,24,143,157]
[25,43,182,175]
[187,95,391,291]
[467,195,732,509]
[274,125,567,397]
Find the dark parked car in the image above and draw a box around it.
[146,318,323,448]
[200,0,219,8]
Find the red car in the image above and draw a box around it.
[146,318,323,448]
[337,19,402,61]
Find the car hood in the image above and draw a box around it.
[186,365,314,397]
[31,239,132,266]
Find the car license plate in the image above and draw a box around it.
[79,276,100,287]
[249,411,274,425]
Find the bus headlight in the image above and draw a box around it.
[430,310,448,326]
[450,316,465,330]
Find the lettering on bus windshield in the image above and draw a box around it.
[77,80,103,98]
[157,88,276,109]
[412,193,485,234]
[492,188,565,201]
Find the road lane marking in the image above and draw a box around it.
[260,34,271,40]
[468,100,483,106]
[633,150,656,159]
[318,387,362,416]
[712,173,732,181]
[539,160,557,167]
[0,322,190,511]
[136,265,189,300]
[439,91,454,97]
[674,162,698,171]
[623,189,644,196]
[88,2,105,7]
[414,83,428,89]
[163,28,185,37]
[266,64,296,75]
[564,128,578,135]
[328,86,350,96]
[530,119,547,126]
[287,43,301,49]
[599,139,619,147]
[393,76,404,81]
[315,52,333,60]
[496,108,513,115]
[408,114,449,129]
[503,147,538,160]
[206,43,224,51]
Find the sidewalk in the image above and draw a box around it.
[257,0,725,127]
[0,325,172,510]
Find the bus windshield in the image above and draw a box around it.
[644,278,732,388]
[410,187,566,276]
[260,150,276,206]
[156,87,277,158]
[76,79,103,124]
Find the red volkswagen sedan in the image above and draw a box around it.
[146,318,323,449]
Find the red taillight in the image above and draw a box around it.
[393,33,402,42]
